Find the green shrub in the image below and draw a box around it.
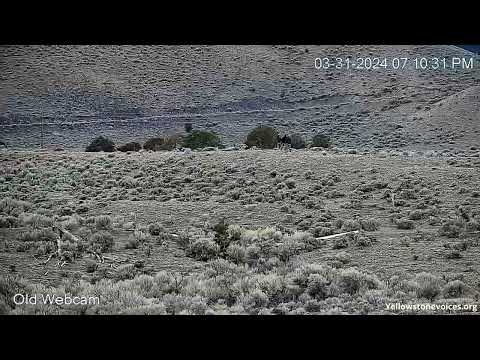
[0,275,28,314]
[306,274,329,299]
[182,131,222,150]
[359,218,379,232]
[0,215,18,228]
[445,250,462,259]
[133,229,150,243]
[275,238,304,262]
[19,213,54,228]
[89,231,114,253]
[94,215,112,230]
[414,272,442,301]
[85,259,98,273]
[313,226,333,238]
[408,210,425,220]
[226,244,247,264]
[143,136,180,151]
[86,136,115,152]
[245,126,278,149]
[238,289,269,313]
[341,219,361,232]
[290,133,306,149]
[148,223,164,236]
[125,237,140,249]
[347,231,376,247]
[187,238,220,261]
[439,219,465,238]
[396,218,415,230]
[311,134,331,148]
[212,218,232,253]
[466,219,480,232]
[442,280,467,298]
[115,264,137,281]
[117,142,141,152]
[16,228,57,242]
[143,137,164,151]
[332,236,349,249]
[0,198,32,217]
[334,268,382,295]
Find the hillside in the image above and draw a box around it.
[401,85,480,151]
[0,45,479,150]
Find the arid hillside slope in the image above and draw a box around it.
[0,45,478,150]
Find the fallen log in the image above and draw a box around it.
[44,253,54,265]
[54,225,82,243]
[44,225,82,267]
[315,230,359,241]
[88,250,105,263]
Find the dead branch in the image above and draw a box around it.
[44,253,54,265]
[315,230,360,241]
[88,250,104,263]
[54,225,82,243]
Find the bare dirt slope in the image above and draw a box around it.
[1,45,479,151]
[401,85,480,151]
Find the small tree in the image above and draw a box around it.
[86,136,115,152]
[143,137,165,151]
[143,136,180,151]
[245,126,278,149]
[117,142,141,152]
[311,134,331,148]
[182,130,222,149]
[290,133,306,149]
[212,218,232,255]
[184,123,193,133]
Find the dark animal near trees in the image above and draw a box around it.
[277,135,292,151]
[277,135,291,145]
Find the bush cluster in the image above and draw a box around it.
[245,126,278,149]
[2,221,476,315]
[439,219,465,238]
[89,231,114,253]
[290,133,306,149]
[86,136,115,152]
[86,127,332,153]
[311,134,331,148]
[143,136,180,151]
[182,131,222,150]
[117,142,141,152]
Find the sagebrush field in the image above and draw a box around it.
[1,148,479,314]
[1,45,479,315]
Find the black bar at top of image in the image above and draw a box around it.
[0,7,478,44]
